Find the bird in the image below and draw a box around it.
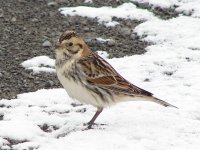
[55,30,177,129]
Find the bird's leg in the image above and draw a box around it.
[87,107,103,129]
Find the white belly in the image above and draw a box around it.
[56,70,104,107]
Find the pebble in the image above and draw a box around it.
[0,114,4,120]
[137,2,150,9]
[31,18,39,22]
[0,9,4,18]
[47,2,58,7]
[107,39,115,47]
[45,80,54,87]
[130,33,138,40]
[119,27,132,36]
[84,38,92,43]
[11,17,17,22]
[42,40,52,47]
[83,27,90,32]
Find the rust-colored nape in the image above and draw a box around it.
[59,31,77,43]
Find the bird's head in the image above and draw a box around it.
[55,31,89,60]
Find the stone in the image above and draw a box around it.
[107,39,115,47]
[11,17,17,22]
[42,40,52,47]
[119,27,132,36]
[47,2,58,7]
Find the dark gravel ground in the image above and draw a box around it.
[0,0,178,100]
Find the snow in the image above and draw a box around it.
[135,16,200,50]
[0,86,200,149]
[130,0,178,8]
[59,3,156,26]
[21,56,55,73]
[131,0,200,18]
[2,45,200,149]
[21,53,109,73]
[2,2,200,150]
[176,0,200,18]
[97,51,109,59]
[84,0,93,3]
[0,121,45,141]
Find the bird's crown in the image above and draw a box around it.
[59,31,77,43]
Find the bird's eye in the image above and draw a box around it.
[68,42,73,46]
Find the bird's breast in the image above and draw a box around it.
[56,59,116,107]
[56,64,101,107]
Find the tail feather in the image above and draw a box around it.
[150,96,178,108]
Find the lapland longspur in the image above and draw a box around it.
[55,31,177,129]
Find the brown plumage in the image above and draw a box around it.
[55,30,177,129]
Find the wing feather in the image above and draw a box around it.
[79,53,152,96]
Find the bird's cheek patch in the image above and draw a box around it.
[77,43,83,49]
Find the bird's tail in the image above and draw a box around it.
[147,96,178,108]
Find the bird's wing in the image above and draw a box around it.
[79,53,152,97]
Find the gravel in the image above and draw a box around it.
[0,0,178,100]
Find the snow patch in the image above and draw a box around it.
[176,0,200,18]
[84,0,93,3]
[59,3,156,27]
[131,0,178,8]
[21,56,55,73]
[97,51,109,59]
[135,16,200,49]
[132,0,200,18]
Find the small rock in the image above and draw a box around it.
[28,75,34,79]
[107,39,115,47]
[2,71,9,76]
[163,71,173,76]
[0,9,4,18]
[144,78,150,82]
[84,0,93,3]
[11,17,17,22]
[18,0,26,3]
[31,18,39,22]
[42,40,52,47]
[49,12,55,17]
[137,2,150,9]
[0,114,3,120]
[47,2,58,7]
[23,27,27,31]
[90,28,95,32]
[71,102,83,107]
[119,27,132,36]
[45,80,54,87]
[130,33,136,39]
[81,20,87,25]
[83,27,90,32]
[84,38,92,43]
[76,108,86,113]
